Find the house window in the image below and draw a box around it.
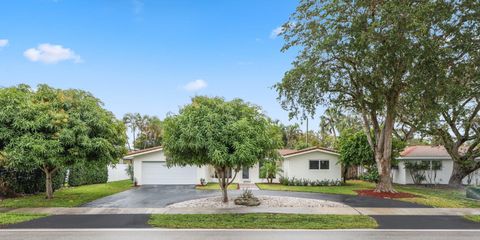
[309,160,329,170]
[309,160,319,170]
[320,160,329,169]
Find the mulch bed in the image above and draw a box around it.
[355,190,417,199]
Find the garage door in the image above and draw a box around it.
[141,161,197,185]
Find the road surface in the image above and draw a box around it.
[1,229,479,240]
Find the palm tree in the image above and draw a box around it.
[260,161,283,183]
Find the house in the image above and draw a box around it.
[123,146,342,185]
[392,145,480,185]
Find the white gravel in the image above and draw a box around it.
[167,196,348,208]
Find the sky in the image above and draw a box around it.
[0,0,323,131]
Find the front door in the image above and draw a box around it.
[242,166,249,179]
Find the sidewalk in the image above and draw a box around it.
[4,207,480,216]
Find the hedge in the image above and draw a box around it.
[0,167,66,197]
[67,162,108,187]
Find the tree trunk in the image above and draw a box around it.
[217,168,229,203]
[449,161,468,187]
[45,170,54,199]
[374,104,396,193]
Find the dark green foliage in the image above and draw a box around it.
[0,167,65,196]
[359,168,380,183]
[466,187,480,200]
[67,162,108,187]
[279,177,343,187]
[404,161,430,184]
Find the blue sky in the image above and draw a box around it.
[0,0,322,130]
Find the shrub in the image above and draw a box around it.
[359,167,380,183]
[68,162,108,187]
[279,177,343,187]
[404,161,430,184]
[0,167,66,196]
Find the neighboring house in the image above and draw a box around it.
[123,146,342,185]
[392,145,480,185]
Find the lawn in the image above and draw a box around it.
[149,213,377,229]
[0,180,132,208]
[196,183,239,190]
[464,215,480,222]
[257,180,480,208]
[0,213,48,226]
[256,180,375,195]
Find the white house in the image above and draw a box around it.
[124,146,342,185]
[392,145,480,185]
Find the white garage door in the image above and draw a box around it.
[141,161,197,185]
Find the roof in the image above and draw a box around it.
[279,147,339,157]
[124,146,339,159]
[399,145,451,159]
[124,146,163,158]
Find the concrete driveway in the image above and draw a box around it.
[82,185,426,209]
[82,185,229,208]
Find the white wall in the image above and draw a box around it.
[393,159,480,185]
[107,164,130,182]
[283,151,342,181]
[204,162,282,184]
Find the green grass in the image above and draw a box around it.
[0,213,48,226]
[196,183,238,190]
[257,180,480,208]
[394,185,480,208]
[464,215,480,222]
[0,180,132,208]
[149,213,377,229]
[256,180,375,195]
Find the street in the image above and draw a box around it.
[1,229,479,240]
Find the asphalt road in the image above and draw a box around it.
[1,229,479,240]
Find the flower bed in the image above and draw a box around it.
[355,189,417,199]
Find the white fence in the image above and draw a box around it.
[108,164,130,182]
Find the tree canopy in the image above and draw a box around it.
[275,0,454,192]
[163,96,282,202]
[0,84,127,198]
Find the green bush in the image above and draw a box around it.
[0,167,66,196]
[359,167,380,183]
[279,177,343,186]
[67,162,108,187]
[466,187,480,200]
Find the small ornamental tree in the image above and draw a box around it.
[0,84,127,199]
[163,96,282,202]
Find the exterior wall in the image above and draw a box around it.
[282,151,341,181]
[204,162,281,184]
[392,159,480,185]
[107,164,130,182]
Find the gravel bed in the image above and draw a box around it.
[167,196,348,208]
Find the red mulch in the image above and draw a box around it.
[355,190,418,199]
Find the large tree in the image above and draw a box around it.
[0,84,127,199]
[275,0,451,192]
[163,96,281,202]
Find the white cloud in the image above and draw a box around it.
[184,79,207,92]
[270,26,284,39]
[24,43,82,64]
[0,39,8,47]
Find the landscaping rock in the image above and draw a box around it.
[234,196,261,206]
[466,187,480,200]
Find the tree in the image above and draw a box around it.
[275,0,451,192]
[0,84,127,199]
[259,160,283,184]
[123,113,141,150]
[338,129,406,183]
[134,115,163,150]
[163,96,282,202]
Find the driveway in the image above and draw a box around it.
[83,185,427,208]
[82,185,226,208]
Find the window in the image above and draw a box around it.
[309,160,319,170]
[320,160,329,169]
[309,160,329,170]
